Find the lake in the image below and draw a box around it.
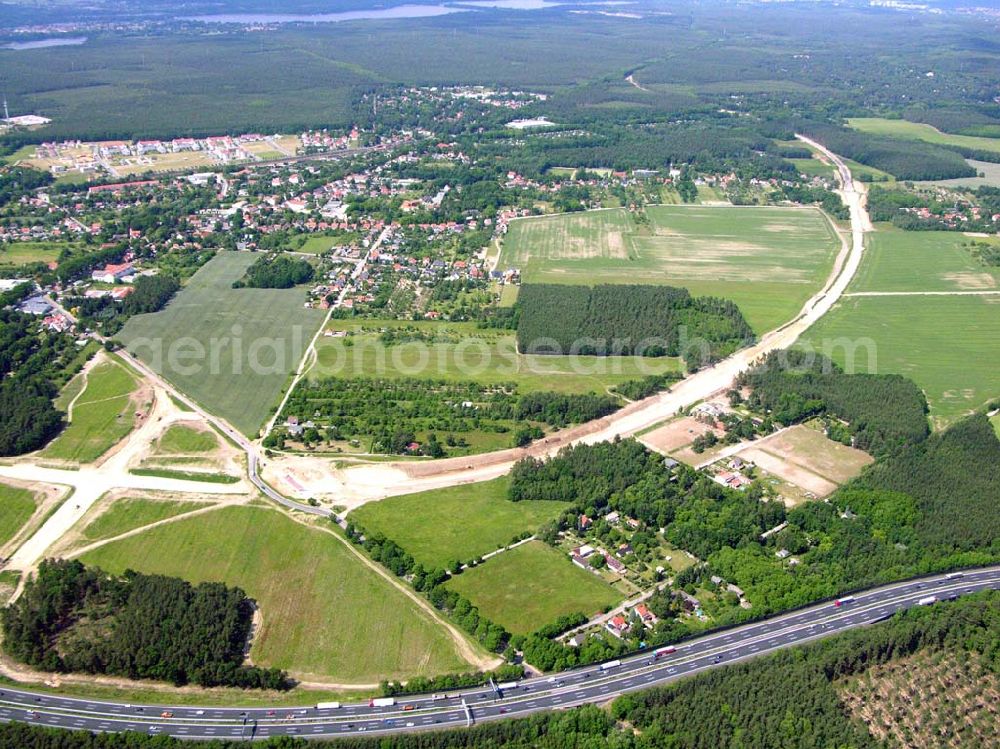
[3,37,87,51]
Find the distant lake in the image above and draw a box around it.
[180,0,585,24]
[181,4,465,24]
[3,37,87,50]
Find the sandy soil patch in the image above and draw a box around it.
[941,272,997,290]
[740,447,838,498]
[640,416,718,454]
[747,424,873,484]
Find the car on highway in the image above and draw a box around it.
[160,711,173,719]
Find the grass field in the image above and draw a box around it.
[311,319,682,394]
[797,295,1000,427]
[788,156,835,178]
[991,413,1000,439]
[848,117,1000,155]
[82,505,477,682]
[498,205,841,333]
[154,424,219,454]
[0,482,37,549]
[119,252,326,436]
[446,541,621,635]
[79,497,207,543]
[849,227,1000,293]
[349,478,567,569]
[41,357,140,463]
[0,241,75,266]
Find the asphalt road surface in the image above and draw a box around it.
[1,567,996,740]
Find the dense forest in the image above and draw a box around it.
[1,591,996,749]
[0,309,89,456]
[516,285,753,368]
[1,560,289,689]
[735,350,929,456]
[854,414,1000,551]
[232,254,314,289]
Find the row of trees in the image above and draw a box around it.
[2,560,289,689]
[276,377,623,455]
[516,284,753,367]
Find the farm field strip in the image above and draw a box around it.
[847,227,999,293]
[118,252,327,436]
[311,323,682,394]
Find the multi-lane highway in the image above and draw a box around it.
[1,567,996,740]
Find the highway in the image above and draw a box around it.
[1,567,996,740]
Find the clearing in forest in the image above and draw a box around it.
[446,540,622,636]
[736,425,873,500]
[499,205,840,333]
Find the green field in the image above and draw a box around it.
[498,205,841,333]
[82,505,477,682]
[312,319,682,394]
[42,357,140,463]
[849,227,1000,293]
[446,541,621,635]
[0,482,37,549]
[154,424,219,454]
[119,252,326,436]
[848,118,1000,155]
[788,157,835,178]
[798,295,1000,427]
[0,241,74,266]
[79,497,207,543]
[349,478,568,570]
[991,413,1000,439]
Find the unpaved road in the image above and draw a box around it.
[273,136,870,505]
[1,384,249,572]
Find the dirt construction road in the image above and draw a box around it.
[265,136,871,506]
[0,385,249,572]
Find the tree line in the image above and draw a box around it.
[232,254,314,289]
[797,121,976,181]
[67,274,180,335]
[2,560,289,690]
[516,284,754,368]
[0,308,88,456]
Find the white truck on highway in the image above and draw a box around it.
[918,595,938,606]
[316,702,341,710]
